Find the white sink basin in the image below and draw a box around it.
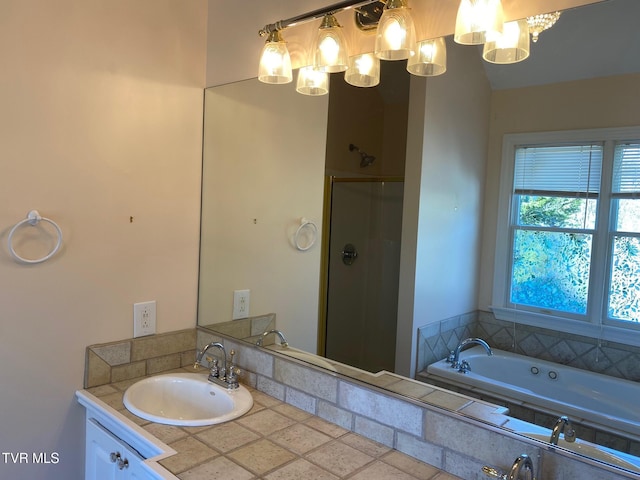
[279,348,338,372]
[123,373,253,426]
[523,433,640,473]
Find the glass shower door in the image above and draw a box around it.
[323,178,403,373]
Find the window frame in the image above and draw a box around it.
[491,127,640,347]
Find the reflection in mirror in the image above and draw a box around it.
[199,0,640,473]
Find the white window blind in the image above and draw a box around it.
[612,142,640,194]
[514,144,603,195]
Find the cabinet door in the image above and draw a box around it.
[86,418,147,480]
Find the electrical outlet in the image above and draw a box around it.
[232,290,250,320]
[133,301,156,337]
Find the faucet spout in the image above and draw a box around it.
[550,415,576,445]
[449,337,492,368]
[193,342,238,388]
[508,454,534,480]
[256,329,289,348]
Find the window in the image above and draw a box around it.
[493,128,640,340]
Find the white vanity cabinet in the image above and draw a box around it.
[86,418,147,479]
[76,390,178,480]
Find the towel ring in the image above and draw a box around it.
[8,210,63,264]
[294,218,317,251]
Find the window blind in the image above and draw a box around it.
[612,142,640,194]
[514,144,603,195]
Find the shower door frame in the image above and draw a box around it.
[317,175,404,361]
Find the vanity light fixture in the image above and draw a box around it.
[454,0,504,45]
[313,14,349,73]
[257,0,559,94]
[526,11,561,43]
[482,18,530,64]
[258,30,293,84]
[296,66,330,96]
[374,0,416,61]
[407,37,447,76]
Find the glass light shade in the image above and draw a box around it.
[313,14,349,73]
[454,0,504,45]
[296,66,329,96]
[344,53,380,87]
[375,0,416,61]
[407,37,447,76]
[258,30,292,84]
[483,19,530,64]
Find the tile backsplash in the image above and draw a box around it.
[85,328,196,388]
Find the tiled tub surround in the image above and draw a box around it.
[416,311,640,456]
[84,328,638,479]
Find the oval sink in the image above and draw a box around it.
[278,348,338,372]
[123,373,253,426]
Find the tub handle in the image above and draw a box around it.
[458,360,471,374]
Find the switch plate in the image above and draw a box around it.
[133,301,156,337]
[232,290,250,320]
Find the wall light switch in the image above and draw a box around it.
[232,290,250,320]
[134,301,156,337]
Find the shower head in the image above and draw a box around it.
[349,143,376,168]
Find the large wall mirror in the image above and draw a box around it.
[199,0,640,474]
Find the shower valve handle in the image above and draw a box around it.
[341,243,358,265]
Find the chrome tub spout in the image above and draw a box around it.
[448,337,493,369]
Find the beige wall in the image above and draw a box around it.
[396,39,491,377]
[478,73,640,310]
[199,80,328,354]
[0,1,206,478]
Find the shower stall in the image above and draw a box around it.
[320,177,404,373]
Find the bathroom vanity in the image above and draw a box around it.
[76,371,457,480]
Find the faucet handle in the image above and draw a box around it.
[446,351,455,363]
[481,466,507,480]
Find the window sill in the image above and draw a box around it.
[490,306,640,348]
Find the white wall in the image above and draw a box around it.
[0,1,206,478]
[199,80,328,354]
[396,39,491,377]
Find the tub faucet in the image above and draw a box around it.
[256,329,289,348]
[448,337,492,369]
[194,342,239,389]
[550,415,576,445]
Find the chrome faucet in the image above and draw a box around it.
[256,329,289,348]
[448,337,492,369]
[194,342,239,389]
[550,415,576,445]
[508,454,534,480]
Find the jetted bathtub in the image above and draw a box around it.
[426,345,640,442]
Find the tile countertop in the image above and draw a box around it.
[83,367,463,480]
